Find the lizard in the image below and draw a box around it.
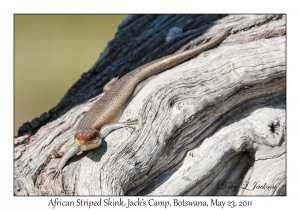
[47,28,232,179]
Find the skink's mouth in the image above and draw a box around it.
[75,138,102,151]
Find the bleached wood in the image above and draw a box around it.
[14,14,286,196]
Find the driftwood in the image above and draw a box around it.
[14,14,286,196]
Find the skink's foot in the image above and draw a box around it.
[49,150,64,159]
[47,150,63,179]
[46,167,62,180]
[103,76,119,93]
[123,118,138,129]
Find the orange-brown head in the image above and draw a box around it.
[74,128,101,151]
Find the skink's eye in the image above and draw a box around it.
[91,133,98,140]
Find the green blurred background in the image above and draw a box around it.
[14,14,127,136]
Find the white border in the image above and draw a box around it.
[2,0,298,209]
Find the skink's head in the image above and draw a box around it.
[74,128,101,151]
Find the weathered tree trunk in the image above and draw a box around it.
[14,14,286,196]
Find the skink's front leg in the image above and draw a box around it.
[47,144,80,179]
[100,119,138,138]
